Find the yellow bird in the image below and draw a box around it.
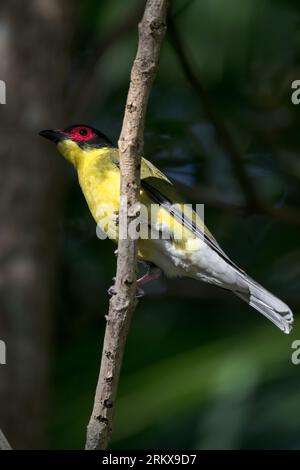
[40,124,294,334]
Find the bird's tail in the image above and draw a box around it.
[234,274,293,334]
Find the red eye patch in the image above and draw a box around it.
[67,126,95,141]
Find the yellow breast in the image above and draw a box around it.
[59,141,201,267]
[76,148,121,240]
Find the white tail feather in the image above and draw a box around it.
[235,275,293,334]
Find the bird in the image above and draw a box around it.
[39,124,294,334]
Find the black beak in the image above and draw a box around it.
[39,129,65,144]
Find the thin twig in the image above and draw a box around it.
[176,182,300,228]
[168,14,260,210]
[173,0,196,18]
[67,2,145,117]
[168,14,300,228]
[258,203,300,228]
[0,429,12,450]
[85,0,168,451]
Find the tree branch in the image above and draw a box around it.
[67,2,145,117]
[176,182,300,228]
[85,0,168,451]
[0,429,12,450]
[167,14,260,210]
[168,14,300,228]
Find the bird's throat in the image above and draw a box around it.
[57,139,83,168]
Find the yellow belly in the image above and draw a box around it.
[77,149,199,266]
[77,151,120,240]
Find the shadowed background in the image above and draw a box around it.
[0,0,300,449]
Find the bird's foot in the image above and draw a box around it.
[108,265,160,298]
[112,210,119,225]
[136,286,145,299]
[107,277,117,296]
[137,265,162,286]
[107,285,116,296]
[108,277,144,298]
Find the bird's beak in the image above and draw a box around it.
[39,129,65,144]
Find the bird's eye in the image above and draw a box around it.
[79,128,88,136]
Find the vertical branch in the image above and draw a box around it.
[85,0,168,451]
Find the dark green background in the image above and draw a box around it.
[51,0,300,449]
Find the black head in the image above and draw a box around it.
[39,124,114,149]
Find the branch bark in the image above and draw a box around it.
[0,429,12,450]
[85,0,168,450]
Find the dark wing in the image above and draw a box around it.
[141,178,244,274]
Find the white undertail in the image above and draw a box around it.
[235,273,293,334]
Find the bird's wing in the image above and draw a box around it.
[109,153,243,273]
[140,158,244,273]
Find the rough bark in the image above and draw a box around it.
[0,0,71,449]
[85,0,168,451]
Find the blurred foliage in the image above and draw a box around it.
[50,0,300,449]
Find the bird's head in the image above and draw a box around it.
[39,124,113,166]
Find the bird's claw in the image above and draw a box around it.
[108,285,116,296]
[108,284,144,298]
[108,276,144,298]
[136,287,144,299]
[108,277,117,296]
[113,210,119,225]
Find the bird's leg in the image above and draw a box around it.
[137,265,162,286]
[135,265,161,299]
[108,266,161,298]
